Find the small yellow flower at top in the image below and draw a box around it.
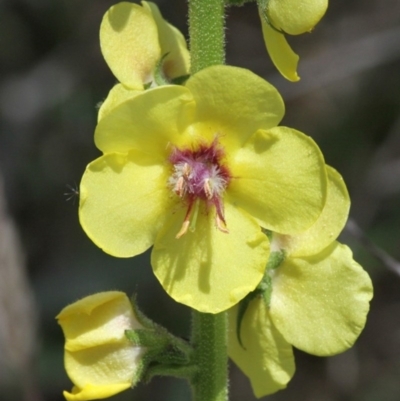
[57,291,144,401]
[228,166,373,397]
[98,1,190,120]
[259,0,328,81]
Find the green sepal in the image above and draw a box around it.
[257,0,284,33]
[266,249,286,271]
[154,53,171,86]
[171,74,190,85]
[235,248,285,348]
[143,82,152,90]
[125,325,193,367]
[260,273,273,308]
[125,295,195,386]
[125,328,165,348]
[125,327,195,383]
[262,227,273,242]
[152,53,190,86]
[261,249,286,307]
[144,358,197,382]
[131,356,147,389]
[142,334,196,382]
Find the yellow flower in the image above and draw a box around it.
[259,0,328,81]
[228,166,373,397]
[79,65,328,313]
[98,1,190,120]
[57,292,144,401]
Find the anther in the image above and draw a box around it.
[174,176,185,197]
[204,178,213,199]
[216,215,229,234]
[182,163,191,177]
[176,199,196,238]
[169,139,232,238]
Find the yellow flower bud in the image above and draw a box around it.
[100,1,190,90]
[57,291,144,401]
[98,1,190,121]
[259,0,328,81]
[267,0,328,35]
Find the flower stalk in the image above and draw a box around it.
[188,0,228,400]
[188,0,225,74]
[191,312,228,401]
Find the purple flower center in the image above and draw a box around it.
[168,139,231,237]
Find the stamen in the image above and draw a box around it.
[174,176,185,197]
[203,178,213,199]
[182,163,191,176]
[169,139,232,238]
[216,214,229,234]
[176,219,190,239]
[176,199,195,239]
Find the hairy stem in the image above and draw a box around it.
[188,1,228,400]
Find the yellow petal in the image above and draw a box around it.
[100,2,160,89]
[151,201,269,313]
[79,152,173,258]
[270,242,373,356]
[278,165,350,257]
[94,85,194,157]
[184,65,285,150]
[228,127,327,235]
[57,292,142,352]
[57,291,125,320]
[142,1,190,79]
[228,298,295,398]
[98,84,141,122]
[64,343,142,399]
[267,0,328,35]
[260,18,299,82]
[64,383,130,401]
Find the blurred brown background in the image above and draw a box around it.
[0,0,399,400]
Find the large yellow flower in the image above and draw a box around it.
[98,1,190,120]
[228,166,373,397]
[79,65,328,313]
[259,0,328,81]
[57,292,145,401]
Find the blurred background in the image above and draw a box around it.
[0,0,400,400]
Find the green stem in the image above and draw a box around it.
[191,312,228,401]
[188,1,228,400]
[188,0,225,73]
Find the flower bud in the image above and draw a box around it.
[258,0,328,81]
[57,291,145,401]
[100,1,189,90]
[266,0,328,35]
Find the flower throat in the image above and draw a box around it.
[168,139,231,238]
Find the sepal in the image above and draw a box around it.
[152,53,190,86]
[235,248,285,347]
[124,296,195,383]
[153,53,171,86]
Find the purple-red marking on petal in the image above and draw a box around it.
[168,138,231,237]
